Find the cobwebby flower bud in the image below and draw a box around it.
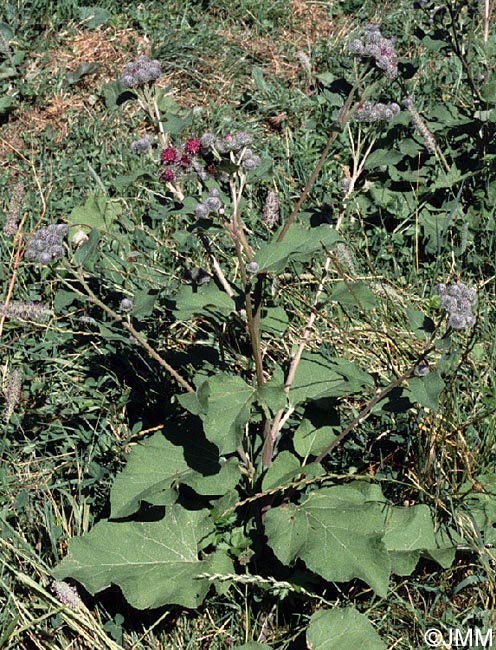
[119,298,133,312]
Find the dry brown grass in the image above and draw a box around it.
[0,27,149,156]
[0,1,352,158]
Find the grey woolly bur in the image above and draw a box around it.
[435,281,477,329]
[25,224,68,266]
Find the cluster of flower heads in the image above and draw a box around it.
[201,131,260,170]
[131,134,155,154]
[195,188,223,218]
[348,23,398,79]
[246,261,260,275]
[121,55,161,88]
[25,223,68,265]
[160,131,260,184]
[339,177,352,195]
[335,242,357,276]
[119,298,134,312]
[435,281,477,329]
[353,100,401,123]
[183,267,211,286]
[160,137,202,183]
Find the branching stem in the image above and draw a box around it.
[64,265,195,394]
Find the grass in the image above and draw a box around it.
[1,0,496,648]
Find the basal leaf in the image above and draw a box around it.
[255,366,287,414]
[74,228,101,269]
[364,148,404,169]
[432,165,470,190]
[65,62,100,84]
[177,390,208,417]
[0,95,15,115]
[265,486,391,596]
[161,111,193,135]
[460,473,496,546]
[78,6,111,28]
[260,305,289,335]
[54,289,79,312]
[383,504,438,575]
[54,506,225,609]
[262,451,302,491]
[252,65,268,92]
[480,80,496,103]
[328,281,377,310]
[399,138,423,157]
[132,289,158,317]
[406,307,435,337]
[306,608,386,650]
[69,193,122,233]
[110,432,240,519]
[113,168,150,190]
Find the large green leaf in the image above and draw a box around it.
[74,227,101,268]
[460,473,496,546]
[306,608,386,650]
[54,506,231,609]
[480,80,496,103]
[198,374,255,454]
[259,305,288,335]
[265,485,391,596]
[254,224,340,274]
[364,148,404,169]
[266,483,456,596]
[110,432,240,519]
[262,450,303,491]
[383,504,439,575]
[290,352,373,407]
[132,289,158,317]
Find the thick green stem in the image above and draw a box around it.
[230,178,264,386]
